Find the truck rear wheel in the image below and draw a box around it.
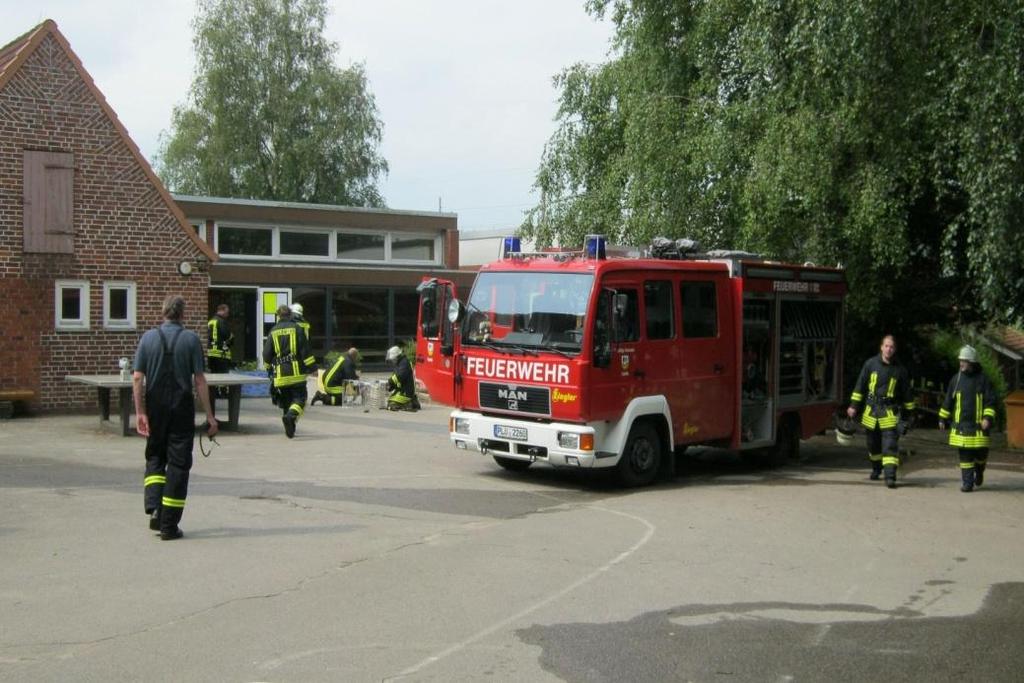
[617,422,661,487]
[493,455,532,472]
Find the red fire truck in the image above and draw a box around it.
[416,236,847,486]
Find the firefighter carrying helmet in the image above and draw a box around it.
[386,345,403,362]
[836,416,857,447]
[957,345,978,363]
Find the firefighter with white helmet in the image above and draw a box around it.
[290,303,311,342]
[847,334,916,488]
[938,345,998,492]
[385,345,420,411]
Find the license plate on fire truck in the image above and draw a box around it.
[494,424,528,441]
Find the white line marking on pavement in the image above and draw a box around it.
[384,505,656,681]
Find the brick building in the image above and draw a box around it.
[0,20,215,412]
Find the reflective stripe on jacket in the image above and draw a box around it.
[849,355,915,430]
[262,321,315,388]
[207,317,232,359]
[938,369,997,448]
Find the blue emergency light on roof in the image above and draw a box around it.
[585,234,607,260]
[501,236,521,259]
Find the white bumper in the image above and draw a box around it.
[448,409,618,469]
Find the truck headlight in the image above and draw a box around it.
[558,432,594,451]
[452,417,471,435]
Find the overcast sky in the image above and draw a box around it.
[6,1,615,231]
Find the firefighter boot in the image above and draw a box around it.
[974,463,985,487]
[149,509,161,531]
[884,465,897,489]
[869,461,883,481]
[960,466,975,493]
[283,411,297,439]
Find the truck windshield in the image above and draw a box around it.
[462,271,595,354]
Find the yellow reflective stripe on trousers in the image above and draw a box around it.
[145,475,167,487]
[959,461,975,469]
[161,496,186,509]
[881,455,900,466]
[288,403,305,417]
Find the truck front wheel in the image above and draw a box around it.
[493,455,532,472]
[616,422,661,487]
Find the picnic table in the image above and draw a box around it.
[64,373,268,436]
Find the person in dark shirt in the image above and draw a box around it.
[132,295,217,540]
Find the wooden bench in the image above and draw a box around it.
[0,389,36,419]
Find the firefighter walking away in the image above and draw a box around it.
[263,305,316,437]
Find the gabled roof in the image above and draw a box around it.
[0,19,215,261]
[0,22,41,81]
[985,325,1024,359]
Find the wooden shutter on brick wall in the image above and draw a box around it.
[24,150,75,253]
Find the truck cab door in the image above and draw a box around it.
[676,274,735,441]
[415,278,459,406]
[586,283,641,421]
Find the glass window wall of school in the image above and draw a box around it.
[259,286,419,364]
[214,223,440,264]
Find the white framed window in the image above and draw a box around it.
[212,222,442,266]
[103,281,136,330]
[55,280,90,330]
[190,221,207,242]
[390,232,439,263]
[337,231,385,261]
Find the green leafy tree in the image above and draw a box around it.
[526,1,1024,326]
[157,0,387,206]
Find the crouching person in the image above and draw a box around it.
[385,345,420,412]
[312,347,361,406]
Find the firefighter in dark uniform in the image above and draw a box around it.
[847,334,916,488]
[206,303,233,398]
[132,295,218,540]
[311,347,360,406]
[263,306,316,438]
[938,345,998,492]
[385,345,420,411]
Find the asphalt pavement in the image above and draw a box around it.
[1,394,1023,682]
